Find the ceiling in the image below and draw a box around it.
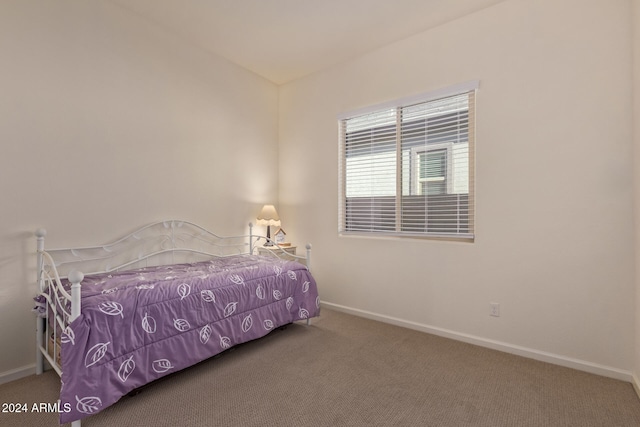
[108,0,506,85]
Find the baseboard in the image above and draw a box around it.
[321,302,634,383]
[632,373,640,400]
[0,364,35,386]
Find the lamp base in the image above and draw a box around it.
[263,225,274,246]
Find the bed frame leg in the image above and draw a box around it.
[68,270,84,322]
[35,228,46,375]
[305,243,312,272]
[35,317,43,375]
[72,420,81,427]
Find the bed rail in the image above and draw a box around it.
[35,231,84,378]
[41,221,254,276]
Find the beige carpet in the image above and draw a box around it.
[2,308,640,427]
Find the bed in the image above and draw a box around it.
[33,220,320,426]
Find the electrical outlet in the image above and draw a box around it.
[490,303,500,317]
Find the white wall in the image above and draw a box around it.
[0,0,278,379]
[280,0,636,376]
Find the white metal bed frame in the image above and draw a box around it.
[34,220,312,427]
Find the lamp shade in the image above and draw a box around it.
[256,204,281,227]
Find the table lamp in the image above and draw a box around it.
[256,204,281,246]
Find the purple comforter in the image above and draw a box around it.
[54,254,319,424]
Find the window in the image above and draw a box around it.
[338,81,477,240]
[416,147,447,195]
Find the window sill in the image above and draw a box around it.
[338,231,475,243]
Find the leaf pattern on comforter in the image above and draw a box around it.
[57,254,320,424]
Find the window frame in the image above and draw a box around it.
[412,144,452,196]
[338,81,478,241]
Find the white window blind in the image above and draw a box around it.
[338,82,477,240]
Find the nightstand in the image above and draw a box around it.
[257,245,297,260]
